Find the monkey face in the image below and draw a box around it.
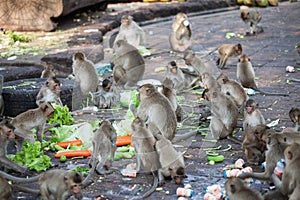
[170,67,178,74]
[245,105,254,114]
[0,126,15,140]
[121,18,131,27]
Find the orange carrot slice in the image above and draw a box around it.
[54,140,83,148]
[54,150,92,158]
[116,135,132,147]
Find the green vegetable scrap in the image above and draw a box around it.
[60,155,67,162]
[48,125,77,142]
[48,104,74,125]
[207,155,225,163]
[70,166,90,176]
[8,141,52,172]
[114,145,135,160]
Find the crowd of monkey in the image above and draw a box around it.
[0,5,299,200]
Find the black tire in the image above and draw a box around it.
[2,78,81,117]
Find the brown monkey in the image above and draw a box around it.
[239,132,288,181]
[240,9,262,35]
[0,120,28,173]
[225,178,263,200]
[263,190,288,200]
[289,107,300,131]
[155,135,185,185]
[11,102,54,151]
[161,78,183,122]
[113,40,145,89]
[41,64,56,78]
[72,52,99,97]
[169,12,192,52]
[200,72,221,90]
[216,73,248,109]
[36,77,63,106]
[165,60,198,91]
[114,15,146,48]
[242,124,273,164]
[0,176,12,199]
[204,88,238,139]
[271,143,300,200]
[0,75,4,116]
[83,120,116,186]
[237,54,289,96]
[243,99,265,130]
[209,43,243,69]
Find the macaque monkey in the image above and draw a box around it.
[165,60,198,91]
[0,176,12,199]
[183,50,220,76]
[155,135,185,185]
[83,120,116,186]
[239,132,288,181]
[169,12,192,52]
[36,77,63,106]
[41,64,56,78]
[237,54,288,96]
[216,73,248,109]
[72,52,99,97]
[0,120,28,173]
[0,75,4,116]
[289,107,300,131]
[243,99,265,130]
[92,79,118,109]
[114,15,146,48]
[204,88,238,139]
[200,72,221,90]
[209,43,243,69]
[161,78,183,122]
[11,102,54,151]
[271,143,300,200]
[240,9,262,35]
[225,178,263,200]
[242,124,273,164]
[263,190,288,200]
[113,40,145,89]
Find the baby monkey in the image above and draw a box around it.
[243,99,265,130]
[240,9,263,35]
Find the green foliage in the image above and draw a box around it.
[6,31,32,43]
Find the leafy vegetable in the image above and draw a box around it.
[48,125,77,142]
[71,166,90,176]
[48,104,74,125]
[8,141,52,172]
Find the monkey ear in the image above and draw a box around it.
[287,150,293,160]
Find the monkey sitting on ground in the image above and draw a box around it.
[113,40,145,89]
[83,120,117,186]
[289,107,300,132]
[114,15,146,48]
[237,54,288,96]
[36,77,63,107]
[225,178,263,200]
[40,64,56,78]
[72,52,99,98]
[12,102,54,151]
[161,78,183,122]
[243,99,265,130]
[0,120,28,173]
[169,12,192,52]
[271,143,300,200]
[240,9,263,35]
[155,135,185,185]
[216,73,248,109]
[209,43,243,69]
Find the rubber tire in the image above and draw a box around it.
[2,78,81,117]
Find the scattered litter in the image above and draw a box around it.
[225,32,244,39]
[286,65,296,73]
[121,168,137,178]
[267,118,280,127]
[7,55,17,60]
[204,184,225,200]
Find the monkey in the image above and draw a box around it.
[11,102,54,151]
[271,143,300,200]
[203,88,238,139]
[165,60,198,91]
[183,50,220,76]
[225,178,263,200]
[0,175,12,199]
[40,64,56,78]
[83,120,116,186]
[155,135,185,185]
[239,132,288,181]
[36,77,63,107]
[289,107,300,131]
[169,12,192,52]
[0,120,28,173]
[242,124,273,164]
[240,9,262,35]
[216,73,248,109]
[209,43,243,69]
[0,75,4,116]
[263,190,289,200]
[72,52,99,97]
[243,99,265,130]
[113,40,145,89]
[200,72,221,90]
[237,54,289,96]
[161,78,183,122]
[114,15,146,49]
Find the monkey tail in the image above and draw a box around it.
[0,170,41,183]
[13,184,40,194]
[130,172,158,200]
[256,89,289,97]
[208,46,219,55]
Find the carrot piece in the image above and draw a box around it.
[116,135,132,147]
[54,140,83,148]
[54,150,92,158]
